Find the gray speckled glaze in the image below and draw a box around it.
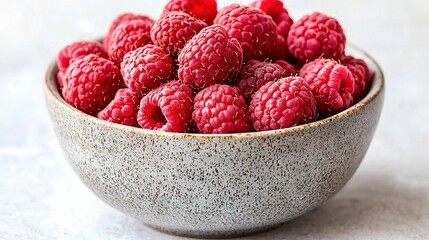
[44,46,384,238]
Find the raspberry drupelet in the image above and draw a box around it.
[62,54,123,116]
[137,81,194,133]
[192,84,252,134]
[178,24,243,90]
[249,76,316,131]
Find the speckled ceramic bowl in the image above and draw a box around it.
[44,45,384,238]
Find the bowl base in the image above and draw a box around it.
[145,222,283,239]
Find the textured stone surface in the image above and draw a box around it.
[1,0,429,239]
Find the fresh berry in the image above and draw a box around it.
[121,44,173,98]
[249,0,293,39]
[192,84,252,134]
[214,4,277,61]
[62,54,123,116]
[57,71,65,88]
[97,88,140,127]
[150,11,207,57]
[249,76,316,131]
[137,81,194,132]
[163,0,217,25]
[104,13,153,50]
[341,55,371,102]
[108,19,153,64]
[178,24,243,90]
[299,59,354,116]
[272,35,290,60]
[235,60,295,102]
[274,60,297,76]
[57,41,107,73]
[288,12,346,63]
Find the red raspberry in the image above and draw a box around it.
[341,55,372,103]
[57,41,107,74]
[272,35,291,60]
[288,12,346,63]
[178,24,243,90]
[104,13,153,50]
[57,71,65,88]
[214,4,277,61]
[274,60,297,76]
[235,60,295,102]
[249,0,294,39]
[97,88,140,127]
[137,81,194,132]
[249,77,316,131]
[150,11,207,57]
[299,59,354,116]
[108,19,153,64]
[62,54,123,116]
[193,84,252,134]
[163,0,217,25]
[121,44,173,98]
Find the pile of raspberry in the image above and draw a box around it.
[57,0,372,134]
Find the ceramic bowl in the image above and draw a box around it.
[44,45,384,238]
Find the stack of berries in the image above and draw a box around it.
[57,0,372,134]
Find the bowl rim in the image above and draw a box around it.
[44,44,384,139]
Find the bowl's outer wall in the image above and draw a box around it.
[45,47,384,236]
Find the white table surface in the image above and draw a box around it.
[1,0,428,239]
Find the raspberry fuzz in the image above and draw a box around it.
[249,77,316,131]
[150,11,207,57]
[121,44,173,98]
[104,13,153,50]
[108,19,153,64]
[97,88,140,127]
[163,0,217,24]
[192,84,252,134]
[214,4,277,61]
[235,60,296,102]
[57,41,108,88]
[62,54,123,116]
[249,0,294,39]
[341,55,371,102]
[178,24,243,90]
[137,81,194,132]
[299,59,354,116]
[288,12,346,63]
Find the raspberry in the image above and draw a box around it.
[249,0,294,39]
[341,55,371,103]
[104,13,153,50]
[97,88,140,127]
[57,41,107,74]
[192,84,252,134]
[235,60,295,102]
[137,81,194,132]
[57,71,65,88]
[288,12,346,63]
[163,0,217,25]
[274,60,297,76]
[150,11,207,57]
[108,19,153,64]
[299,59,354,116]
[121,44,173,98]
[272,35,290,60]
[214,4,277,61]
[249,77,316,131]
[178,24,243,90]
[62,54,123,116]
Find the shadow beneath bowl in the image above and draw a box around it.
[239,172,429,239]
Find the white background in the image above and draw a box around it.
[1,0,428,239]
